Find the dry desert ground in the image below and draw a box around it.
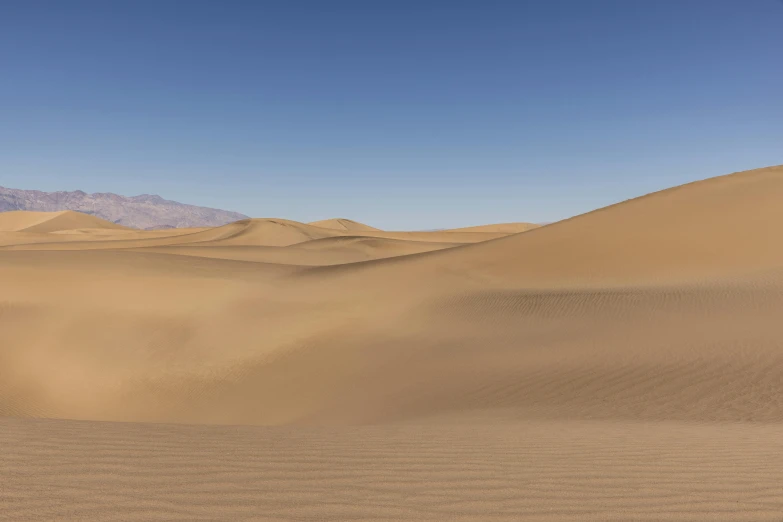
[2,166,783,520]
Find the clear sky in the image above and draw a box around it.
[1,1,781,229]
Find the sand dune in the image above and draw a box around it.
[420,164,783,286]
[309,217,381,231]
[0,210,129,233]
[204,218,345,246]
[2,165,783,520]
[443,221,540,233]
[0,215,505,260]
[0,218,336,250]
[131,237,462,266]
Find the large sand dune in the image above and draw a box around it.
[2,165,783,520]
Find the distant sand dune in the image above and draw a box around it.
[309,217,381,231]
[443,221,540,233]
[0,210,129,233]
[0,215,508,258]
[131,237,462,266]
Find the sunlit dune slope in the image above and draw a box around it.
[338,164,783,288]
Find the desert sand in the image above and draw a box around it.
[2,166,783,520]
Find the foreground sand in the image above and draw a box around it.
[2,166,783,520]
[3,417,783,521]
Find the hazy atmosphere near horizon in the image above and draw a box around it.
[4,2,783,522]
[2,0,781,228]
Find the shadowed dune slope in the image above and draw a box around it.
[1,166,783,427]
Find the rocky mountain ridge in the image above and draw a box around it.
[0,186,248,229]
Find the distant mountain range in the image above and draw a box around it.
[0,186,248,229]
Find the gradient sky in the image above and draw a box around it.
[1,1,781,229]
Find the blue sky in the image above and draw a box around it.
[1,1,781,229]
